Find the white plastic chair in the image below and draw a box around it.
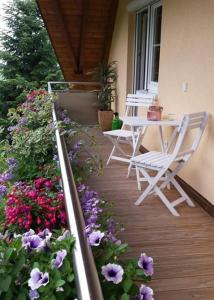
[131,112,208,216]
[103,93,156,175]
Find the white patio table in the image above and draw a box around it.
[121,116,181,153]
[120,116,181,178]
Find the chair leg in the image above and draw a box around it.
[127,162,133,178]
[135,166,141,191]
[107,145,116,165]
[154,186,180,216]
[106,136,126,165]
[135,167,167,205]
[170,177,195,207]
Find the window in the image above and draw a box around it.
[134,1,162,93]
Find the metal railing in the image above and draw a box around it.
[48,81,100,93]
[52,105,104,300]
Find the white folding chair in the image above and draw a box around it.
[131,112,208,216]
[103,93,156,176]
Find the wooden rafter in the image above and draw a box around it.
[78,0,90,74]
[103,0,119,61]
[50,0,78,73]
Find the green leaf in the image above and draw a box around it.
[67,274,75,282]
[5,248,14,261]
[123,278,133,293]
[121,293,129,300]
[17,293,26,300]
[56,279,66,287]
[0,276,12,292]
[12,256,25,275]
[33,262,40,269]
[136,269,145,277]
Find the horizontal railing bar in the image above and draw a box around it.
[48,81,100,93]
[53,105,104,300]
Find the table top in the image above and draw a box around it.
[121,116,180,127]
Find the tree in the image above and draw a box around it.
[0,0,63,117]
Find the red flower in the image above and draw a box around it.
[4,177,67,232]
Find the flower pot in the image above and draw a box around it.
[98,110,114,131]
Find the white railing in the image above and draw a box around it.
[48,81,100,93]
[52,104,104,300]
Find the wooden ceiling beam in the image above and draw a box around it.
[78,0,90,74]
[103,0,119,62]
[50,0,79,73]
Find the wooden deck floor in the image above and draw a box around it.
[88,129,214,300]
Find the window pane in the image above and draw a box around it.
[151,5,162,82]
[136,10,148,90]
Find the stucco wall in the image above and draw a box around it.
[109,0,129,114]
[109,0,214,205]
[158,0,214,204]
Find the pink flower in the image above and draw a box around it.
[44,180,53,189]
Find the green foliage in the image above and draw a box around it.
[0,0,63,117]
[94,61,117,111]
[3,92,56,180]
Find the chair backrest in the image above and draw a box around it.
[125,93,157,116]
[173,112,208,162]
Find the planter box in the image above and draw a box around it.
[98,110,114,131]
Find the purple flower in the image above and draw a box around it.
[101,263,124,284]
[0,172,13,182]
[77,184,86,192]
[53,154,59,161]
[63,117,71,124]
[138,253,154,276]
[18,117,28,126]
[8,125,19,132]
[57,230,70,241]
[28,268,49,290]
[22,234,45,251]
[88,230,104,246]
[29,289,39,300]
[139,285,154,300]
[52,249,67,269]
[23,229,35,237]
[7,158,17,170]
[38,229,52,242]
[0,184,7,197]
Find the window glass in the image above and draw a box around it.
[134,2,162,92]
[151,5,162,82]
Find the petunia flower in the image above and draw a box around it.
[28,268,49,290]
[139,285,154,300]
[22,234,45,251]
[138,253,154,276]
[88,230,104,246]
[57,230,70,241]
[38,228,52,242]
[101,263,124,284]
[29,289,39,300]
[52,249,67,269]
[0,184,7,197]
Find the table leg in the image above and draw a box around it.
[158,125,165,152]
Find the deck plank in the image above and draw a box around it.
[87,129,214,300]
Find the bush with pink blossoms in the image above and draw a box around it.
[3,177,67,233]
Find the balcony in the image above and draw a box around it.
[88,129,214,300]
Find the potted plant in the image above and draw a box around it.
[95,61,117,131]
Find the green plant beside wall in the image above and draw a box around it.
[95,61,117,131]
[97,61,117,111]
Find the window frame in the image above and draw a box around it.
[134,0,162,94]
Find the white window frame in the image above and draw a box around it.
[147,1,162,92]
[134,0,162,94]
